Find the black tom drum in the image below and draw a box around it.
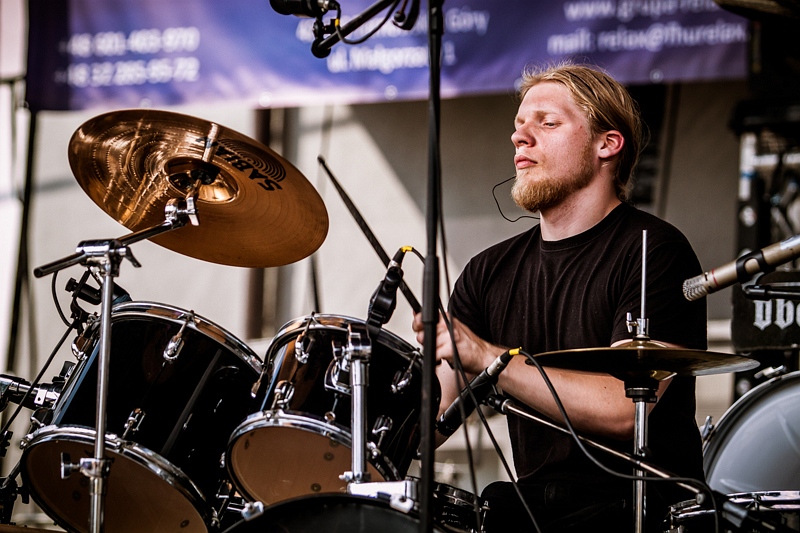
[227,314,436,505]
[21,301,262,533]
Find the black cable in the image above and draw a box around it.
[51,271,70,328]
[491,175,538,223]
[333,0,400,45]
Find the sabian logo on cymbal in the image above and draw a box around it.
[195,136,285,191]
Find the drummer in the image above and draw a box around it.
[413,62,707,532]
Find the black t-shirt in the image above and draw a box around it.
[449,202,707,484]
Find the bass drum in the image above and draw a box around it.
[704,370,800,494]
[21,301,262,533]
[221,494,447,533]
[227,314,437,506]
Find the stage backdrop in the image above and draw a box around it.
[26,0,749,111]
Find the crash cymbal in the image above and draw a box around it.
[529,339,759,380]
[68,109,328,268]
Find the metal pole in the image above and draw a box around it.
[633,399,648,533]
[89,258,117,533]
[420,1,444,531]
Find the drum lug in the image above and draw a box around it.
[371,415,393,455]
[700,415,714,441]
[270,380,295,410]
[71,320,97,360]
[122,408,145,440]
[392,350,421,394]
[163,312,194,362]
[294,323,318,364]
[326,340,351,395]
[392,369,412,394]
[754,365,786,380]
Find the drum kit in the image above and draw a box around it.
[0,108,794,533]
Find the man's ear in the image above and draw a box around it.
[597,130,624,159]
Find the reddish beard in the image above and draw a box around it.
[511,144,595,213]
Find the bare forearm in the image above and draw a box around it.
[496,358,669,440]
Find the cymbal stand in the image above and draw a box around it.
[33,198,197,533]
[624,229,657,533]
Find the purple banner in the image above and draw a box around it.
[26,0,749,111]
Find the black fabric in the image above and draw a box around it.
[481,478,629,532]
[448,202,708,528]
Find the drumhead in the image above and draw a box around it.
[704,370,800,493]
[228,410,385,504]
[21,426,208,533]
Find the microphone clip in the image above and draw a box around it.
[736,248,775,284]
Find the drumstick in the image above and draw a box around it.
[317,156,421,314]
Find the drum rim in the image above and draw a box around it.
[110,300,262,372]
[226,408,401,497]
[21,424,210,528]
[703,369,800,478]
[404,476,486,509]
[670,490,800,523]
[221,493,449,533]
[269,314,420,363]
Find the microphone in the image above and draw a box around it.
[269,0,338,17]
[436,349,516,437]
[366,247,410,337]
[683,234,800,301]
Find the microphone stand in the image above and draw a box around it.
[32,198,195,533]
[741,271,800,300]
[419,4,444,532]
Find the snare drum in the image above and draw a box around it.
[21,302,262,533]
[227,314,437,505]
[432,482,488,533]
[703,371,800,493]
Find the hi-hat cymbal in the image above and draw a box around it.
[529,340,759,380]
[68,109,328,268]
